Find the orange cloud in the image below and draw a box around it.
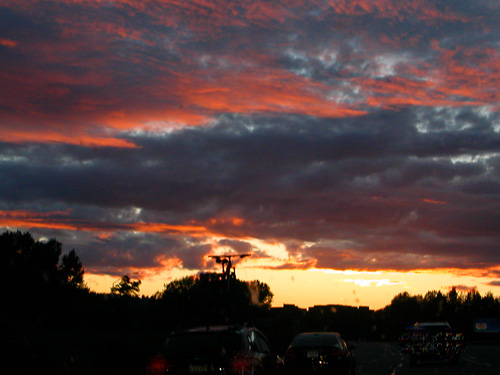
[356,45,499,110]
[208,216,247,227]
[182,67,367,118]
[0,38,17,48]
[0,210,208,235]
[437,46,500,105]
[422,199,447,205]
[131,222,208,235]
[100,107,210,130]
[325,0,468,23]
[0,130,138,148]
[0,210,78,231]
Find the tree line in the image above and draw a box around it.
[2,230,499,374]
[375,288,500,340]
[1,230,274,324]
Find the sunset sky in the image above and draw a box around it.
[1,0,499,310]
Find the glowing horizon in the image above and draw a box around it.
[83,266,500,311]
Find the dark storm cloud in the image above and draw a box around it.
[79,232,176,272]
[40,228,213,275]
[2,108,498,210]
[1,106,500,273]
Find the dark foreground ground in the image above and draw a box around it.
[6,320,499,375]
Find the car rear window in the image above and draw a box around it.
[162,332,243,357]
[292,333,342,348]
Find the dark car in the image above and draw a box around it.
[146,325,283,375]
[284,332,355,375]
[399,322,465,365]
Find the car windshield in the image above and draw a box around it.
[162,332,243,357]
[292,334,342,348]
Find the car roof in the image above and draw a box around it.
[173,324,257,335]
[295,332,341,337]
[291,332,343,346]
[186,326,242,332]
[414,322,451,327]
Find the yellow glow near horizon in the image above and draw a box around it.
[85,266,500,311]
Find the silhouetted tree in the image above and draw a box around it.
[60,249,87,290]
[111,275,141,296]
[0,230,86,296]
[159,274,197,300]
[156,273,274,326]
[248,279,274,308]
[387,292,422,327]
[0,229,90,332]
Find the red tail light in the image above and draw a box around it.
[285,348,296,358]
[146,355,171,375]
[230,353,254,374]
[329,347,342,356]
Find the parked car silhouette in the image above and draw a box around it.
[284,332,355,375]
[147,325,283,375]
